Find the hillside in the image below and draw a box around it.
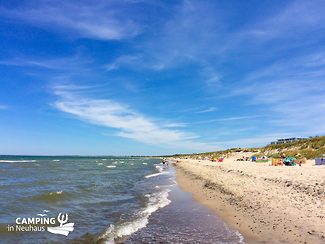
[174,136,325,159]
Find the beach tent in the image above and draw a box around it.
[251,156,257,162]
[283,156,296,166]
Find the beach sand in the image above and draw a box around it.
[174,155,325,243]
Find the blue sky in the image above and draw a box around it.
[0,0,325,155]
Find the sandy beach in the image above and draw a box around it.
[173,154,325,243]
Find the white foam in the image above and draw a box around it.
[50,190,63,195]
[106,165,116,168]
[235,230,245,243]
[223,222,245,243]
[142,162,148,165]
[52,160,60,162]
[145,172,167,178]
[155,165,164,172]
[0,160,37,163]
[98,163,103,165]
[100,189,171,243]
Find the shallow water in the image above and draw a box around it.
[0,156,244,243]
[126,166,244,244]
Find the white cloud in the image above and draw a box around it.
[226,51,325,135]
[195,106,218,114]
[0,1,140,40]
[105,0,225,73]
[0,55,91,71]
[53,85,215,151]
[0,104,8,110]
[191,115,261,125]
[241,0,325,43]
[105,55,143,71]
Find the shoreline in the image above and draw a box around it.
[125,162,245,243]
[173,158,325,243]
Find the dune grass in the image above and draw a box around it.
[172,136,325,159]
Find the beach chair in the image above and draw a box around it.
[272,158,283,166]
[295,157,306,165]
[315,158,325,165]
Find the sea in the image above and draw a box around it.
[0,156,244,243]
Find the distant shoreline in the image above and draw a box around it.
[173,156,325,243]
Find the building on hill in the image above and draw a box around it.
[270,137,307,145]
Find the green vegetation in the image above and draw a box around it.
[172,136,325,159]
[260,136,325,159]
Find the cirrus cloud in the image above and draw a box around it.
[53,84,215,151]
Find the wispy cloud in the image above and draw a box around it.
[248,0,325,41]
[105,55,143,71]
[0,104,8,110]
[0,55,92,71]
[195,106,218,114]
[225,51,325,136]
[0,1,141,40]
[53,84,215,151]
[191,115,261,125]
[105,0,225,73]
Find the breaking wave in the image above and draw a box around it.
[145,172,167,178]
[0,160,37,163]
[25,190,69,203]
[98,189,171,243]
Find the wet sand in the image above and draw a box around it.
[174,158,325,243]
[126,165,244,243]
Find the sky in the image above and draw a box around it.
[0,0,325,155]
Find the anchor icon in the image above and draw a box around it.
[47,213,74,236]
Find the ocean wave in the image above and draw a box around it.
[98,163,103,165]
[106,165,116,168]
[25,190,69,203]
[0,160,37,163]
[98,189,171,243]
[145,172,167,178]
[235,230,245,243]
[155,165,165,172]
[142,163,148,165]
[52,160,60,162]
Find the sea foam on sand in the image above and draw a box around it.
[99,189,171,243]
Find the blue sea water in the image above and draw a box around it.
[0,156,244,243]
